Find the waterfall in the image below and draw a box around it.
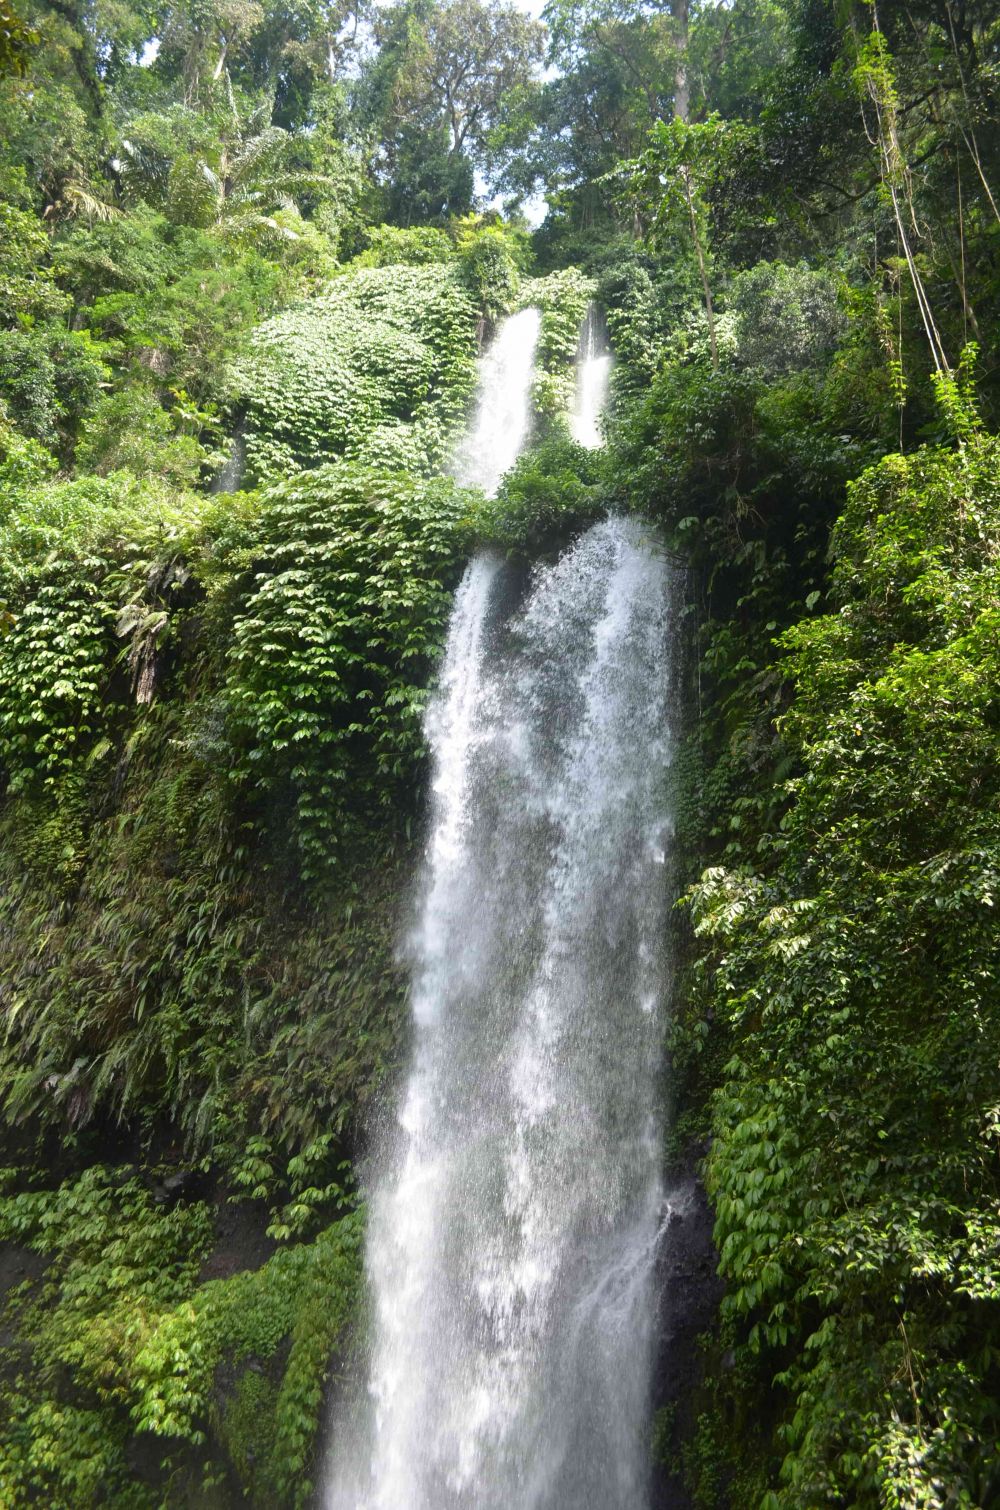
[452,307,542,497]
[210,421,246,493]
[569,306,613,450]
[326,518,676,1510]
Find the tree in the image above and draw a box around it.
[397,0,543,160]
[359,0,543,217]
[155,0,367,126]
[118,88,334,244]
[510,0,687,245]
[0,0,37,77]
[157,0,266,105]
[623,113,748,368]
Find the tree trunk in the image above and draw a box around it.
[682,167,718,370]
[672,0,689,122]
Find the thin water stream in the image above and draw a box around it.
[570,305,613,450]
[452,307,542,496]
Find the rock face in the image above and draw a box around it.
[650,1152,726,1510]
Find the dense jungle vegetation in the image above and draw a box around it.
[0,0,999,1502]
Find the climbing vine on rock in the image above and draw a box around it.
[220,462,479,880]
[232,265,481,483]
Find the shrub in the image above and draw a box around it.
[478,434,606,552]
[729,261,845,376]
[232,264,481,482]
[692,436,1000,1507]
[221,461,478,879]
[0,1166,363,1509]
[0,329,107,452]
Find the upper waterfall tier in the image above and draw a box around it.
[452,307,542,497]
[570,305,613,450]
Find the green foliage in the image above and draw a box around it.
[689,438,1000,1506]
[353,222,454,267]
[361,0,544,220]
[0,473,205,796]
[593,244,701,393]
[625,114,753,236]
[230,1132,354,1243]
[0,1165,363,1508]
[0,456,456,1146]
[0,194,69,324]
[0,1165,212,1507]
[0,328,107,453]
[0,0,999,1500]
[0,228,603,1502]
[0,0,37,78]
[607,322,894,890]
[130,1209,363,1504]
[80,222,290,407]
[0,756,410,1147]
[477,434,605,553]
[930,343,983,446]
[521,0,684,254]
[621,113,755,369]
[221,462,477,877]
[728,261,846,378]
[518,266,595,419]
[75,387,210,483]
[233,263,481,481]
[0,404,57,493]
[611,352,873,633]
[457,222,522,320]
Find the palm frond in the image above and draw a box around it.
[200,161,223,196]
[230,127,289,189]
[62,180,123,222]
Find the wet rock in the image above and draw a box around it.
[153,1168,200,1206]
[650,1153,726,1510]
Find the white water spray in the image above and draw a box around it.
[326,517,676,1510]
[570,306,613,450]
[452,307,542,496]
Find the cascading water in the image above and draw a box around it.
[211,421,246,493]
[325,299,673,1509]
[326,517,676,1509]
[452,306,542,496]
[570,305,614,450]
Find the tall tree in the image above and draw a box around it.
[357,0,543,219]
